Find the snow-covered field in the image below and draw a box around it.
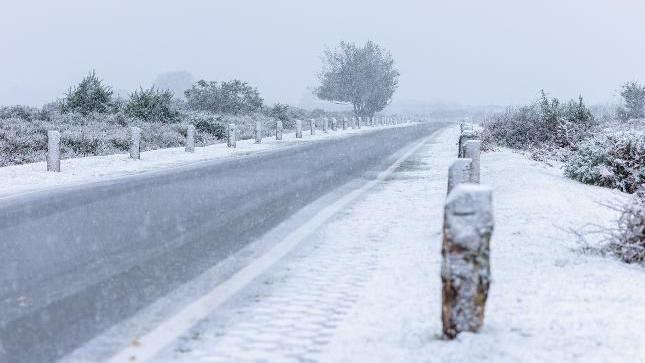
[0,122,414,199]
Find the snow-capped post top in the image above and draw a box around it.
[227,123,236,148]
[47,130,61,172]
[295,119,303,138]
[130,126,141,160]
[447,158,472,194]
[185,125,195,153]
[458,130,477,158]
[442,183,493,339]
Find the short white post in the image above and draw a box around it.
[331,117,337,131]
[309,118,316,135]
[357,116,362,129]
[458,130,476,157]
[255,121,262,144]
[276,120,283,140]
[185,125,195,152]
[342,117,348,130]
[46,130,61,172]
[227,123,236,148]
[447,158,472,194]
[442,184,493,339]
[295,119,303,138]
[130,126,141,159]
[463,140,481,183]
[322,117,328,133]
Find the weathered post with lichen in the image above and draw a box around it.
[276,120,283,140]
[130,126,141,159]
[447,158,472,194]
[185,125,195,152]
[47,130,61,172]
[463,140,481,183]
[441,184,493,339]
[295,119,303,138]
[227,123,236,148]
[255,121,262,144]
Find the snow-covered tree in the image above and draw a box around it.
[617,81,645,121]
[315,41,399,119]
[184,80,263,115]
[124,87,179,123]
[61,71,114,115]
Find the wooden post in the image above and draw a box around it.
[309,118,316,135]
[185,125,195,152]
[342,117,348,130]
[323,117,328,133]
[276,120,283,140]
[255,121,262,144]
[464,140,481,183]
[46,130,61,172]
[130,126,141,159]
[295,119,303,138]
[458,130,476,157]
[227,123,236,148]
[331,117,337,131]
[442,184,493,339]
[447,158,472,194]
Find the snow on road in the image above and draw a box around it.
[0,122,415,199]
[67,124,644,363]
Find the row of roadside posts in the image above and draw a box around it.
[441,123,494,339]
[45,115,410,172]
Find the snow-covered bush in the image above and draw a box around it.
[61,71,115,115]
[481,91,596,151]
[124,87,180,123]
[609,187,645,263]
[185,80,263,115]
[563,131,645,193]
[616,81,645,121]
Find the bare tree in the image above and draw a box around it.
[315,41,399,120]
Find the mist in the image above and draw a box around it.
[1,0,644,107]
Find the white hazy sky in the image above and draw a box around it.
[1,0,644,107]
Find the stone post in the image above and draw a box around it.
[309,118,316,135]
[227,123,236,148]
[441,184,493,339]
[463,140,481,183]
[323,117,328,133]
[276,120,283,140]
[295,119,303,138]
[255,121,262,144]
[447,158,472,194]
[185,125,195,152]
[331,117,337,131]
[47,130,61,172]
[458,131,477,157]
[130,126,141,159]
[357,116,361,129]
[342,117,347,130]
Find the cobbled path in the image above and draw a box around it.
[157,129,449,363]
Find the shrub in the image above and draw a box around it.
[184,80,263,114]
[124,87,179,123]
[61,71,114,115]
[563,131,645,193]
[617,81,645,121]
[608,187,645,263]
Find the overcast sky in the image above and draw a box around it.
[1,0,644,108]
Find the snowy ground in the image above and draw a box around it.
[0,122,415,199]
[69,125,645,363]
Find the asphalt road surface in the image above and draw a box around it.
[0,122,445,363]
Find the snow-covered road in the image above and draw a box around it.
[65,125,644,363]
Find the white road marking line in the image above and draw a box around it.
[105,133,435,363]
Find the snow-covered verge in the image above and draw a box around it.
[322,139,645,362]
[0,122,416,199]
